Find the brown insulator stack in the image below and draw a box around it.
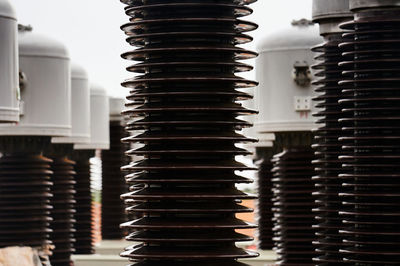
[312,38,352,266]
[48,157,76,266]
[0,137,55,265]
[73,150,95,254]
[255,148,274,250]
[271,133,316,265]
[337,1,400,264]
[118,0,259,265]
[101,120,129,239]
[311,1,353,263]
[0,154,53,248]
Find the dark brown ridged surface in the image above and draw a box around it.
[271,148,317,266]
[255,148,274,250]
[73,151,95,254]
[311,35,352,264]
[101,121,129,239]
[0,154,53,249]
[119,0,258,264]
[49,157,76,266]
[338,7,400,265]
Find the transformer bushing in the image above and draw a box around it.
[0,0,19,123]
[101,97,129,239]
[311,0,353,264]
[254,147,274,250]
[73,83,109,254]
[118,0,259,265]
[336,0,400,264]
[46,62,90,266]
[255,19,321,264]
[0,25,71,264]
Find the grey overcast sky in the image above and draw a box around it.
[12,0,313,98]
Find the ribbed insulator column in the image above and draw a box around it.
[49,157,76,266]
[338,7,400,265]
[0,154,53,249]
[101,121,129,239]
[311,35,352,264]
[255,149,274,250]
[118,0,259,265]
[73,150,95,254]
[271,148,317,265]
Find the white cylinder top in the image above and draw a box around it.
[0,0,16,20]
[0,0,19,123]
[52,62,90,144]
[74,83,110,150]
[257,20,321,53]
[0,29,71,136]
[255,21,323,133]
[19,30,69,59]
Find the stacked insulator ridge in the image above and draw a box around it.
[119,0,259,265]
[73,151,95,254]
[101,121,129,239]
[49,157,76,266]
[271,148,317,265]
[0,155,53,249]
[311,35,351,264]
[338,7,400,264]
[255,151,274,250]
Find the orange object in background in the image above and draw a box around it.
[236,199,256,248]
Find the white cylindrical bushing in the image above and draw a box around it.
[0,27,71,136]
[255,20,323,133]
[53,62,90,144]
[75,84,110,150]
[0,0,19,123]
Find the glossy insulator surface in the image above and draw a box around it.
[311,34,352,264]
[101,121,130,239]
[73,152,95,254]
[119,0,258,264]
[255,153,274,250]
[0,155,53,249]
[337,7,400,265]
[48,157,76,266]
[271,148,317,266]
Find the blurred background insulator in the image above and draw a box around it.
[101,118,129,239]
[118,0,259,265]
[271,133,317,266]
[48,155,76,266]
[311,0,353,264]
[0,155,52,247]
[72,150,95,255]
[73,83,110,253]
[254,147,274,250]
[337,0,400,264]
[255,17,321,265]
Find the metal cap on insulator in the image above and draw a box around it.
[52,62,90,145]
[254,133,275,148]
[74,83,110,150]
[0,26,71,136]
[350,0,400,10]
[255,21,322,133]
[0,0,19,123]
[109,96,125,123]
[312,0,352,35]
